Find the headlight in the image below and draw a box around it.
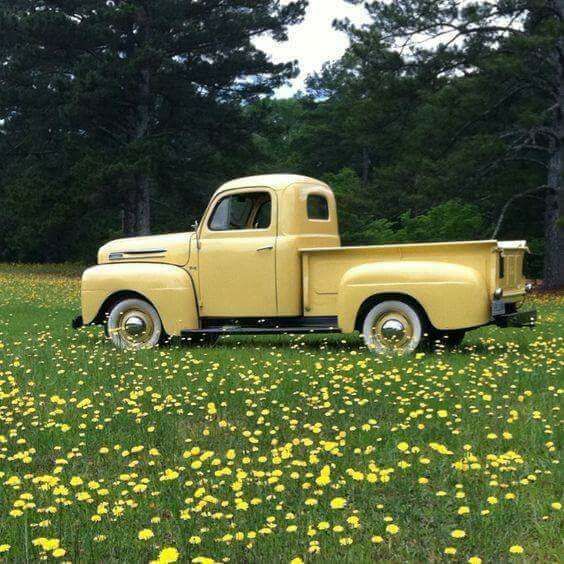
[494,288,504,299]
[525,283,533,293]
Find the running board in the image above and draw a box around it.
[181,326,341,337]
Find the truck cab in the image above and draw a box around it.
[76,174,536,353]
[195,176,339,318]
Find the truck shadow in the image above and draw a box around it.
[172,333,507,357]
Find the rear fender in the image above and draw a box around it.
[81,263,199,336]
[337,261,489,332]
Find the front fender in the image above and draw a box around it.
[337,261,490,332]
[81,263,199,336]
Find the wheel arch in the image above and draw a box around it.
[353,292,433,334]
[92,290,157,325]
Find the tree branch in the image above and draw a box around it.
[492,185,547,238]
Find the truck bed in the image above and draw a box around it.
[300,240,503,317]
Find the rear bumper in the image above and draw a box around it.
[72,315,84,329]
[494,309,537,328]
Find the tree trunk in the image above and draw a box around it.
[544,144,563,288]
[135,172,151,235]
[122,68,152,237]
[543,0,564,289]
[122,5,152,237]
[123,188,137,237]
[123,175,151,236]
[361,147,371,188]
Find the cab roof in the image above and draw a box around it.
[215,174,326,195]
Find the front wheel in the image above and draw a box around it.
[107,298,163,350]
[362,300,423,354]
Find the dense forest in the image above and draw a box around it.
[0,0,562,287]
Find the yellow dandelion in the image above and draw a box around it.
[155,547,179,563]
[330,497,346,509]
[138,529,154,541]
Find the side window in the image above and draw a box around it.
[307,194,329,220]
[209,192,271,231]
[254,200,272,229]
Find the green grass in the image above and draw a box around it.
[0,264,562,563]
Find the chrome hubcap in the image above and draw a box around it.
[372,311,413,350]
[124,315,147,337]
[381,319,406,342]
[117,309,154,346]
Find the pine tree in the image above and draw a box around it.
[0,0,306,237]
[345,0,562,287]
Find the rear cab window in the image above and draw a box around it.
[307,194,329,220]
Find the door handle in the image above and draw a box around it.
[257,245,274,252]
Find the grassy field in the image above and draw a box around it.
[0,264,562,563]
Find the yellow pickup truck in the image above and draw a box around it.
[74,174,536,353]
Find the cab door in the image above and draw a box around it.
[197,188,277,318]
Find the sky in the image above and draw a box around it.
[254,0,370,97]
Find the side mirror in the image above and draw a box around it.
[191,220,199,231]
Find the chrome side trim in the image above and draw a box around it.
[109,249,167,261]
[122,249,167,255]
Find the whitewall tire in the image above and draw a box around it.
[107,298,163,350]
[362,300,423,354]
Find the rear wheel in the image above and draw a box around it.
[362,300,423,354]
[107,298,163,350]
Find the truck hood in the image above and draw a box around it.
[98,232,193,267]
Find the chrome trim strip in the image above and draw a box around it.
[109,249,167,261]
[122,249,167,255]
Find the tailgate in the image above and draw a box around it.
[497,241,528,297]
